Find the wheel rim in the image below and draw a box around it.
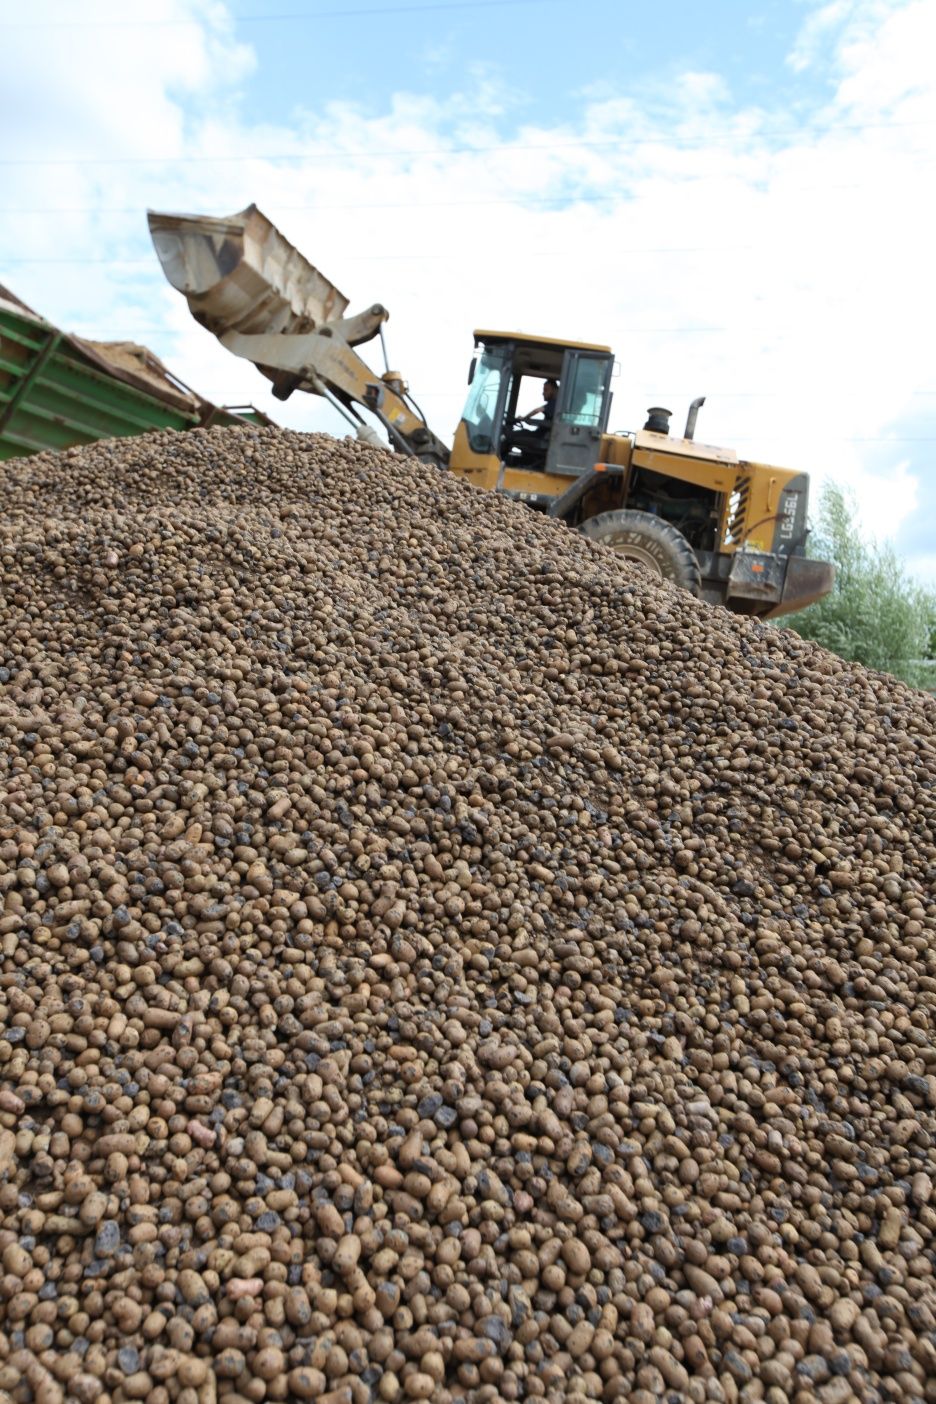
[605,537,665,577]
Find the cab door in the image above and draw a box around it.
[544,350,614,477]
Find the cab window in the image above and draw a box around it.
[461,346,510,453]
[560,356,610,427]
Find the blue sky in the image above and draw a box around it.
[235,0,806,130]
[2,0,935,581]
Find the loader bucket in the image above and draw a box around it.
[147,204,349,339]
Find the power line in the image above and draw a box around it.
[43,347,936,395]
[0,0,566,29]
[0,120,932,167]
[58,327,769,339]
[3,195,636,216]
[6,168,936,218]
[1,246,763,266]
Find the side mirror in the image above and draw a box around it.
[467,358,477,386]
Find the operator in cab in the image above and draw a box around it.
[519,377,559,432]
[503,378,559,469]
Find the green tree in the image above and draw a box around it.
[786,482,936,690]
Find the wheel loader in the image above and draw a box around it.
[148,204,834,618]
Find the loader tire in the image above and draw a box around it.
[579,509,702,594]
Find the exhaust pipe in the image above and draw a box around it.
[684,396,705,441]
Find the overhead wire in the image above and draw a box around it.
[0,118,933,166]
[1,253,754,265]
[0,0,573,29]
[4,166,936,217]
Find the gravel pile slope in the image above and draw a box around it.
[1,426,935,1404]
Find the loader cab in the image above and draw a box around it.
[452,331,615,499]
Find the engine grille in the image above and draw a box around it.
[725,475,751,547]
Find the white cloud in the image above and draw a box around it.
[852,459,918,540]
[2,0,934,581]
[788,0,857,74]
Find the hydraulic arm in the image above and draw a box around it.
[148,204,449,465]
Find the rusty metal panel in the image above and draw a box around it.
[767,556,837,619]
[148,204,350,339]
[726,550,785,604]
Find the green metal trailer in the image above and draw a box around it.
[0,283,273,461]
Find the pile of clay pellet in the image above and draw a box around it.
[1,426,935,1404]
